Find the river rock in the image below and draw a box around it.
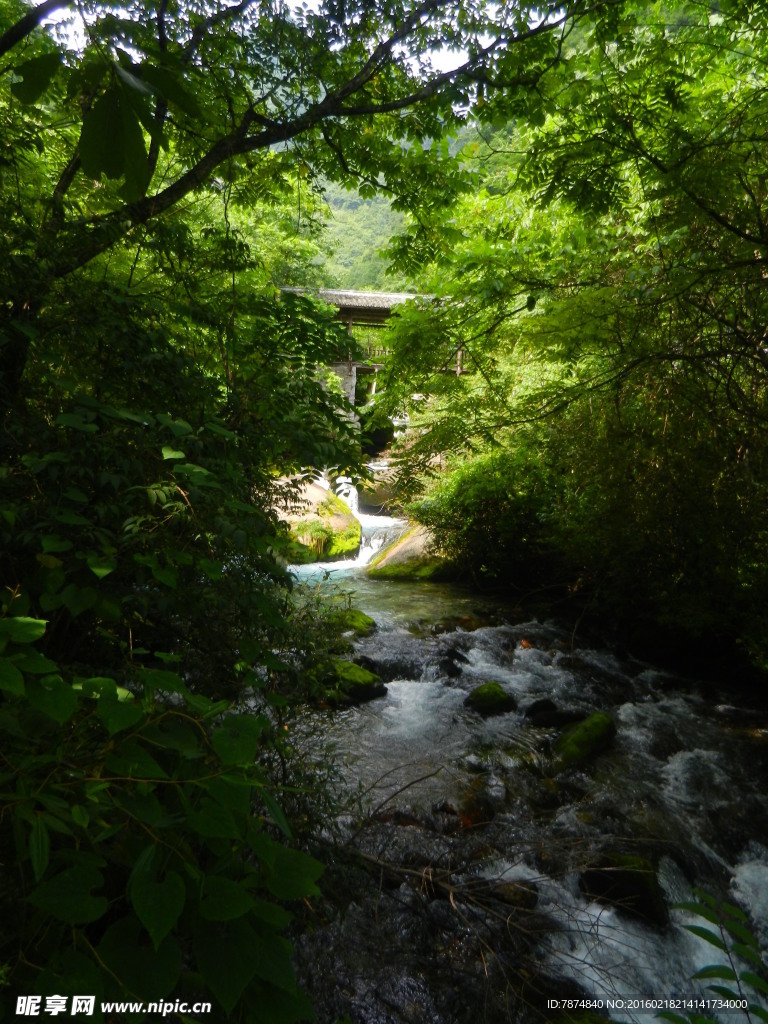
[464,682,517,716]
[523,698,586,728]
[579,853,669,927]
[525,698,557,718]
[550,712,616,773]
[325,659,387,706]
[356,652,422,682]
[491,881,539,911]
[331,607,376,637]
[437,656,463,678]
[533,708,588,728]
[366,525,452,580]
[280,481,361,563]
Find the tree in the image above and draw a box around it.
[0,0,622,416]
[381,0,768,663]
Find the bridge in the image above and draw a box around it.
[282,288,418,405]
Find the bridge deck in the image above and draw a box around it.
[281,287,417,326]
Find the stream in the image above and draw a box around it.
[288,542,768,1024]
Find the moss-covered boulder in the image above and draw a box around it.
[579,853,669,927]
[281,483,361,563]
[464,681,517,716]
[366,526,452,580]
[325,659,387,706]
[551,712,616,773]
[333,608,376,636]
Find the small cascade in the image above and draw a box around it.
[337,474,407,566]
[289,473,406,578]
[334,476,359,514]
[356,510,407,565]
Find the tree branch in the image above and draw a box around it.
[0,0,74,58]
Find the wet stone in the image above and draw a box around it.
[579,853,669,927]
[437,656,463,678]
[525,698,558,719]
[464,681,517,716]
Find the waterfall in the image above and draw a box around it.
[289,473,407,578]
[336,474,406,566]
[355,509,407,566]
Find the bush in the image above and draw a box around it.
[0,614,322,1020]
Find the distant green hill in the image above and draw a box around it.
[321,182,412,291]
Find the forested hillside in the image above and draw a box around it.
[322,182,409,291]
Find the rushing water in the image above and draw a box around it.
[289,554,768,1024]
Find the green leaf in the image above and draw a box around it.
[153,565,178,588]
[199,876,255,921]
[11,52,61,104]
[140,64,202,117]
[742,972,768,996]
[117,81,150,200]
[189,798,240,839]
[694,964,737,981]
[706,985,741,1001]
[131,871,186,950]
[71,805,90,828]
[98,694,144,735]
[114,61,154,97]
[248,896,293,930]
[26,677,78,723]
[87,553,117,579]
[104,741,168,779]
[29,816,50,882]
[194,919,260,1015]
[14,650,58,675]
[55,411,99,432]
[41,535,73,553]
[733,942,765,966]
[262,790,293,839]
[28,866,107,924]
[0,617,47,643]
[723,917,760,947]
[157,413,193,436]
[162,446,186,460]
[250,931,299,994]
[0,658,25,695]
[749,1005,768,1024]
[683,924,727,951]
[262,844,323,900]
[80,87,124,179]
[211,714,266,765]
[98,916,181,997]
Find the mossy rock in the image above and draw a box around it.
[579,853,669,927]
[367,555,450,580]
[464,681,517,716]
[291,517,361,561]
[551,712,616,773]
[325,659,387,706]
[331,607,376,637]
[317,491,354,517]
[366,525,453,580]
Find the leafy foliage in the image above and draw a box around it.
[660,891,768,1024]
[381,0,768,663]
[0,616,323,1021]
